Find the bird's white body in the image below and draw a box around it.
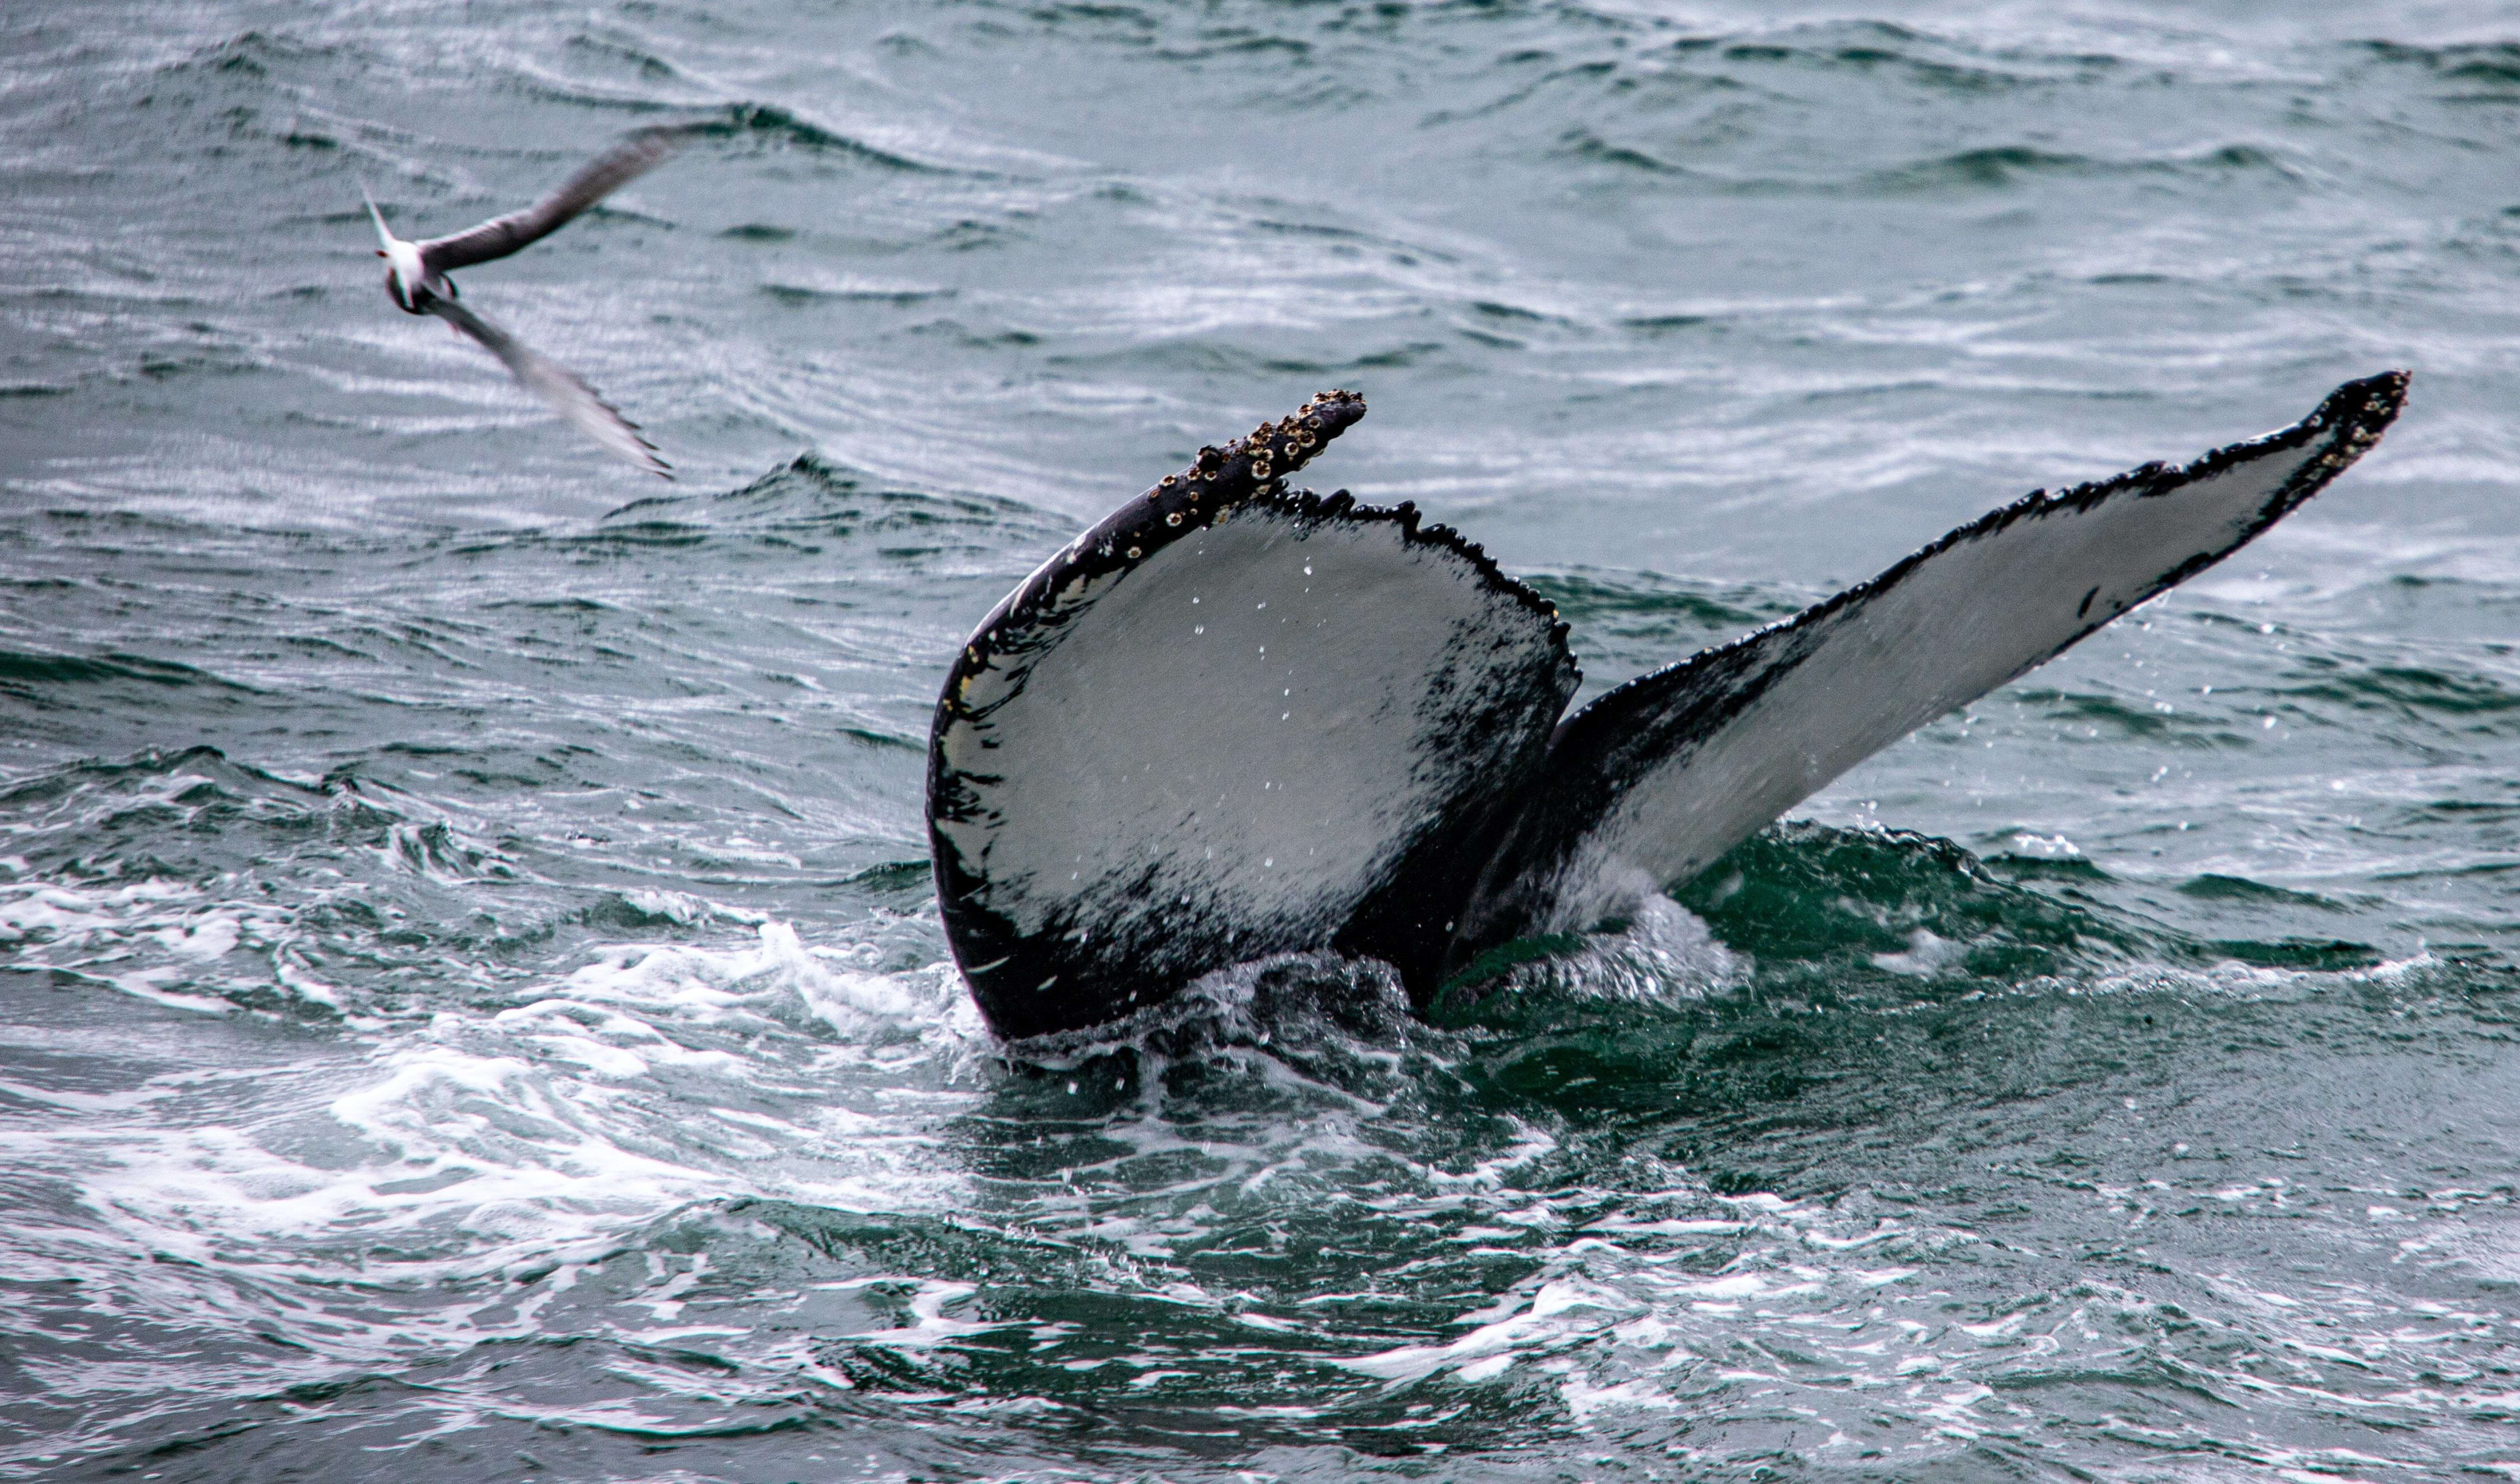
[373,223,439,312]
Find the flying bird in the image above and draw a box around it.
[364,125,692,477]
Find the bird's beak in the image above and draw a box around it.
[360,184,396,250]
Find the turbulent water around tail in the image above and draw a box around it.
[7,1,2520,1479]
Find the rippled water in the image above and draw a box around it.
[8,1,2520,1478]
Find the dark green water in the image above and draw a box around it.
[7,1,2520,1479]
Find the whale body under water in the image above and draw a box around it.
[926,374,2408,1040]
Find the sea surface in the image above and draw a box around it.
[7,1,2520,1478]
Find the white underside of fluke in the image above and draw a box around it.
[1453,373,2405,957]
[933,496,1570,1021]
[1551,448,2313,925]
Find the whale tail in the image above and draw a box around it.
[927,373,2408,1038]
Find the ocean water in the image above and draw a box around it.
[7,0,2520,1478]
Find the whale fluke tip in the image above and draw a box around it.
[2323,368,2408,427]
[2348,367,2410,422]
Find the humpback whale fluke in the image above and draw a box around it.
[928,373,2409,1038]
[362,125,692,477]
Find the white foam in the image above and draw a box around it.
[1342,1277,1647,1384]
[8,914,989,1372]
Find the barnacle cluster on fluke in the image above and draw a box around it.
[946,389,1369,681]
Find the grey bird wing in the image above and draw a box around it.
[427,297,671,478]
[418,125,689,274]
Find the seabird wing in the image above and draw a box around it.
[419,125,688,273]
[1448,371,2409,973]
[925,392,1577,1038]
[426,297,671,478]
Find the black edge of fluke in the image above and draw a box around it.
[927,391,1372,1036]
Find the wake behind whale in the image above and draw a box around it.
[928,376,2408,1039]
